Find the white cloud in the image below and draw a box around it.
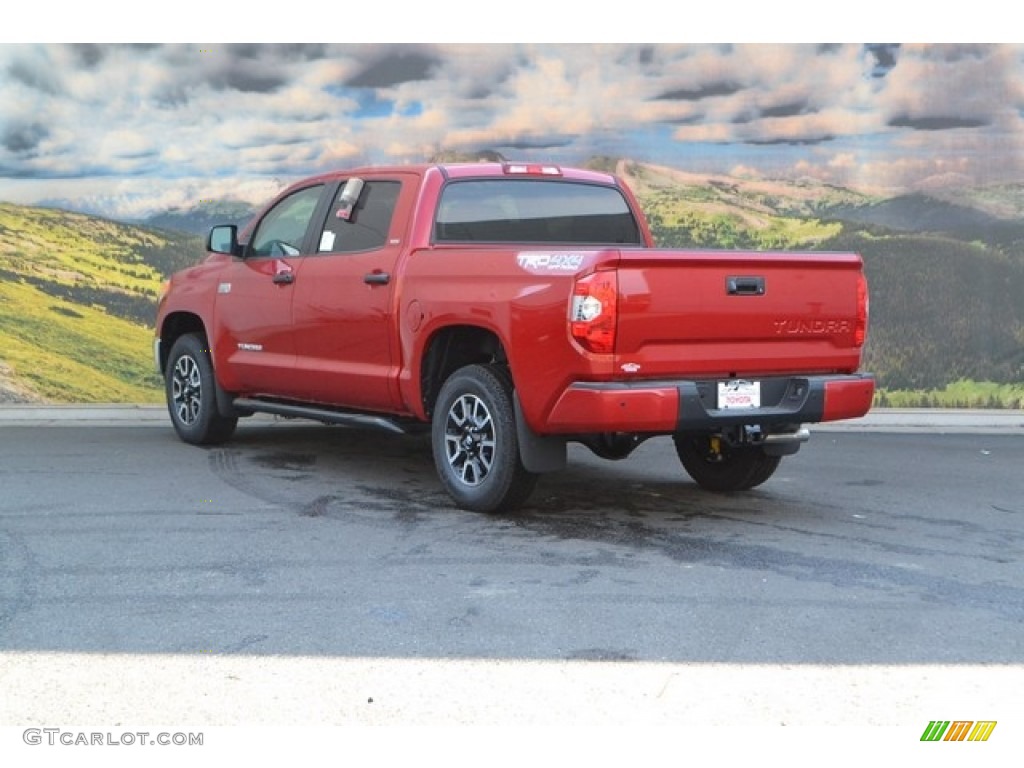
[4,43,1024,217]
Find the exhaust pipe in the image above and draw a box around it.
[761,427,810,456]
[762,427,811,445]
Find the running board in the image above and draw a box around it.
[233,398,408,435]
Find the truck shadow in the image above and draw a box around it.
[211,422,909,574]
[215,421,801,531]
[209,423,1024,644]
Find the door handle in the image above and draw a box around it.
[272,272,295,285]
[364,272,390,285]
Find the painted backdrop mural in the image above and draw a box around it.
[1,43,1023,404]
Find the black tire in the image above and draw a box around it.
[673,432,781,492]
[431,364,538,513]
[165,333,237,445]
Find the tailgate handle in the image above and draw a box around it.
[727,276,765,296]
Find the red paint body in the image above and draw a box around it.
[156,163,873,437]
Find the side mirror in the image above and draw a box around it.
[335,178,365,221]
[207,225,239,256]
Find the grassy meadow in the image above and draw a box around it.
[0,202,200,403]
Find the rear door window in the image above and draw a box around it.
[318,180,401,254]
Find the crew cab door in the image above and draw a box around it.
[214,183,327,397]
[289,176,414,410]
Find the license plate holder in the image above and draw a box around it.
[717,379,761,410]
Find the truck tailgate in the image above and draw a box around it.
[614,249,866,378]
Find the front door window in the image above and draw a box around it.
[249,185,324,257]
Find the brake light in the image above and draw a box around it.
[855,273,868,347]
[570,270,617,354]
[504,163,562,176]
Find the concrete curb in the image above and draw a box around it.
[0,404,168,423]
[0,405,1021,433]
[813,407,1024,434]
[0,405,277,426]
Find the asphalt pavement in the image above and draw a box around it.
[1,405,1021,758]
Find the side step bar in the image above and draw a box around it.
[233,398,408,435]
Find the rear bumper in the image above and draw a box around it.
[544,373,875,433]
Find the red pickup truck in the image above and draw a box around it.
[154,162,873,512]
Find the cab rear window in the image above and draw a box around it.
[434,179,642,245]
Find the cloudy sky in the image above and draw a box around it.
[2,42,1024,218]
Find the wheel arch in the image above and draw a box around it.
[158,312,243,418]
[417,324,567,475]
[418,324,509,419]
[157,311,207,375]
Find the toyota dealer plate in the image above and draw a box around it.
[718,380,761,409]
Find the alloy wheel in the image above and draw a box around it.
[443,393,496,486]
[171,354,202,426]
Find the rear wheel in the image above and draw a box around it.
[673,432,781,492]
[431,364,538,513]
[165,333,237,445]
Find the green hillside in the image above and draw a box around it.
[642,185,843,250]
[616,158,871,250]
[0,203,202,403]
[826,229,1024,392]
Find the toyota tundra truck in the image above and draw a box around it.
[154,162,873,512]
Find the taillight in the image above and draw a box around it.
[855,273,868,347]
[570,270,617,354]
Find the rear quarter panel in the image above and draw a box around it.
[397,246,620,428]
